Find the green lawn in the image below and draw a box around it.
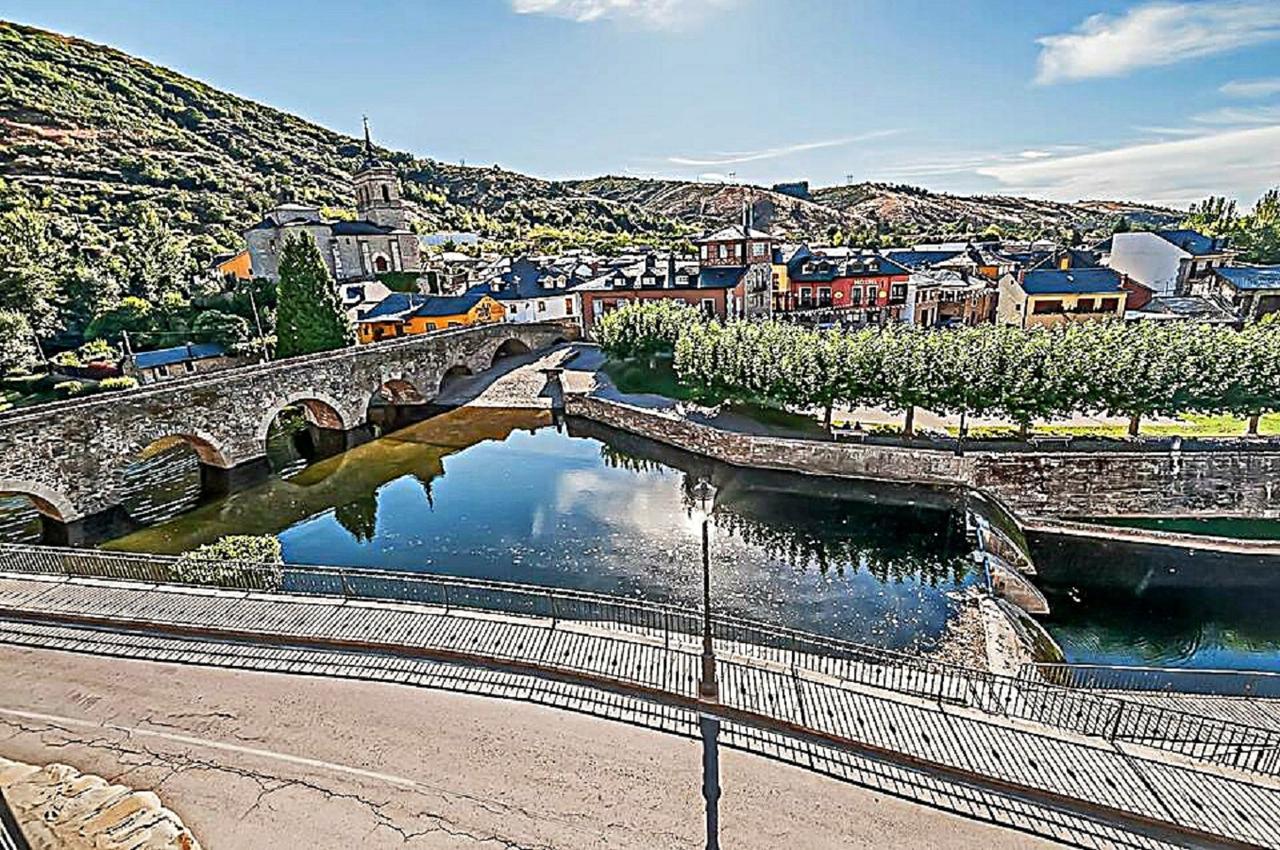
[953,413,1280,440]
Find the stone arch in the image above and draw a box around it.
[490,337,532,367]
[372,378,427,407]
[136,431,233,469]
[0,479,75,522]
[256,392,354,444]
[439,364,473,393]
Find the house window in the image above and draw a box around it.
[701,245,709,260]
[448,321,462,328]
[508,305,517,315]
[850,289,862,306]
[1077,297,1095,312]
[733,244,742,258]
[381,185,390,202]
[751,243,766,257]
[799,287,813,306]
[718,245,727,259]
[565,298,574,315]
[701,298,716,316]
[1032,299,1064,314]
[183,360,197,374]
[155,365,170,378]
[818,287,832,306]
[1099,297,1120,312]
[537,301,547,313]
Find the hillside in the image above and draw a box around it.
[2,19,1182,268]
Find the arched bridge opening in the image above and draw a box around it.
[263,397,356,477]
[439,365,474,394]
[0,490,67,545]
[119,434,229,526]
[490,338,532,368]
[367,379,430,436]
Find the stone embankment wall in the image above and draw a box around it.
[0,757,200,849]
[565,394,1280,519]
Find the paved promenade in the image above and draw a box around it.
[1,572,1278,847]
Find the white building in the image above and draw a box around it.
[1105,229,1233,297]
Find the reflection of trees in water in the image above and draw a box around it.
[333,493,378,543]
[599,444,669,476]
[0,495,42,544]
[711,506,970,586]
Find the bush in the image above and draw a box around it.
[171,535,284,590]
[98,375,138,392]
[598,300,702,359]
[54,379,88,398]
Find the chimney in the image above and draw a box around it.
[667,253,676,288]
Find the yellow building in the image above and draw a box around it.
[356,292,503,344]
[997,268,1127,329]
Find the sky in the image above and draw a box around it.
[5,0,1280,208]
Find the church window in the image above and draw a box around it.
[374,255,389,273]
[382,185,390,202]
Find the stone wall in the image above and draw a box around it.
[564,394,1280,520]
[0,322,577,527]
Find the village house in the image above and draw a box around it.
[1103,229,1234,297]
[996,267,1128,329]
[125,343,241,385]
[1207,266,1280,323]
[577,254,740,336]
[355,291,503,344]
[779,248,911,325]
[244,121,422,285]
[694,223,774,319]
[468,257,588,326]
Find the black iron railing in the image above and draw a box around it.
[0,789,30,850]
[1021,662,1280,699]
[3,543,1280,775]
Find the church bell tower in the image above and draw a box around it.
[353,117,408,231]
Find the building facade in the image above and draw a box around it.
[997,268,1127,328]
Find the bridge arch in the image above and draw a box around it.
[0,479,75,523]
[134,430,232,469]
[438,365,473,394]
[371,378,427,407]
[490,338,532,367]
[256,392,354,445]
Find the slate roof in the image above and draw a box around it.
[1218,266,1280,290]
[1021,267,1125,295]
[1130,295,1238,323]
[1155,229,1228,256]
[697,267,748,289]
[332,220,397,236]
[790,254,910,282]
[695,224,772,243]
[358,292,423,320]
[411,291,492,318]
[133,343,226,369]
[358,292,494,322]
[885,249,965,269]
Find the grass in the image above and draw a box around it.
[951,413,1280,440]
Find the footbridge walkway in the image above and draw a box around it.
[1,545,1279,849]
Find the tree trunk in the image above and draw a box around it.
[823,400,834,432]
[1018,420,1031,440]
[1248,413,1261,436]
[1128,414,1141,438]
[903,405,915,437]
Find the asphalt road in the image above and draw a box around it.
[0,643,1061,849]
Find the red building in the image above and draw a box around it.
[578,257,747,336]
[781,249,911,324]
[696,224,773,268]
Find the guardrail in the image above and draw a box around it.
[1021,662,1280,699]
[0,789,30,850]
[3,543,1280,776]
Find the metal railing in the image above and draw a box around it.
[0,790,30,850]
[1022,662,1280,699]
[3,543,1280,775]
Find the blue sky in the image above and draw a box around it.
[6,0,1280,207]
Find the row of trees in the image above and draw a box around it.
[600,302,1280,436]
[1183,189,1280,264]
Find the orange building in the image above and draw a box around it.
[211,250,253,281]
[356,292,502,344]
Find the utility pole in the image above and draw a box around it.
[246,284,269,362]
[121,329,134,358]
[31,326,49,373]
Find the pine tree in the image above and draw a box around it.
[274,232,355,358]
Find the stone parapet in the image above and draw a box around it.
[0,758,200,850]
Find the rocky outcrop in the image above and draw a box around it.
[0,758,200,850]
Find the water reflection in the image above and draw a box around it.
[105,407,974,650]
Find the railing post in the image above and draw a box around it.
[548,592,558,627]
[1110,700,1125,742]
[442,583,451,612]
[339,570,351,600]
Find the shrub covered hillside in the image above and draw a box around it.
[0,21,694,262]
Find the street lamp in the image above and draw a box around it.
[689,475,720,850]
[690,477,718,701]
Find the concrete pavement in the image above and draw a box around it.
[0,644,1061,849]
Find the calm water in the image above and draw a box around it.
[1085,515,1280,541]
[104,408,973,651]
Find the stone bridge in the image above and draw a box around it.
[0,321,578,543]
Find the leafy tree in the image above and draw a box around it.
[192,310,251,348]
[0,204,61,336]
[334,494,379,542]
[0,310,38,374]
[274,232,355,358]
[116,204,192,301]
[86,296,155,347]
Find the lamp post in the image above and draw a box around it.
[690,478,718,701]
[689,476,720,850]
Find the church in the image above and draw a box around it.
[243,120,423,284]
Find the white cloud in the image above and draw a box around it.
[1193,104,1280,125]
[1018,150,1053,159]
[1220,77,1280,98]
[1035,1,1280,84]
[977,124,1280,206]
[510,0,736,28]
[667,130,900,167]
